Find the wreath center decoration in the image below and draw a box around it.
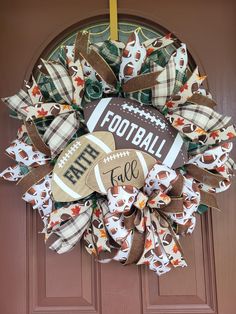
[1,27,236,275]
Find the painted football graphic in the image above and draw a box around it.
[86,149,156,194]
[84,97,188,168]
[51,131,115,202]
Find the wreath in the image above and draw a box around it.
[1,30,235,275]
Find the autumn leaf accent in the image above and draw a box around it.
[179,83,188,93]
[71,205,81,216]
[215,165,225,172]
[99,229,107,238]
[145,239,153,250]
[62,104,71,110]
[172,244,179,254]
[210,130,219,139]
[138,199,146,209]
[197,75,207,81]
[37,108,48,117]
[94,208,101,218]
[159,229,165,235]
[146,47,154,56]
[32,85,41,97]
[227,132,235,139]
[172,259,180,266]
[174,117,185,127]
[148,199,156,206]
[74,76,84,86]
[195,127,207,135]
[166,101,175,108]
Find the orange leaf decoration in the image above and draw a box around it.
[146,47,154,56]
[99,229,107,238]
[75,76,84,86]
[179,83,188,93]
[172,259,180,266]
[32,85,41,97]
[62,104,71,110]
[139,199,146,209]
[71,205,81,216]
[195,127,206,135]
[210,130,219,139]
[37,108,48,117]
[174,117,185,126]
[216,165,225,172]
[172,244,179,254]
[94,208,101,218]
[166,101,175,108]
[145,239,153,250]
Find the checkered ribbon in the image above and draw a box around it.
[38,74,65,103]
[165,67,206,110]
[171,104,231,132]
[49,207,93,254]
[148,44,176,68]
[42,60,74,104]
[2,89,32,118]
[48,200,110,255]
[43,111,80,158]
[151,56,176,109]
[98,40,122,74]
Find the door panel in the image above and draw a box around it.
[1,1,235,314]
[28,213,217,314]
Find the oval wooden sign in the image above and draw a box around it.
[52,131,115,202]
[84,97,188,168]
[86,149,156,194]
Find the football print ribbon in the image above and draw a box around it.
[75,31,167,96]
[1,28,236,277]
[100,163,201,275]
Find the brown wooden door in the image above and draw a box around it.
[1,1,236,313]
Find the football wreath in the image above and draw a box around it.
[1,30,236,275]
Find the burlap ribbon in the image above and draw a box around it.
[75,31,162,96]
[1,30,236,276]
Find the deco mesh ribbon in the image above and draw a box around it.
[1,29,235,276]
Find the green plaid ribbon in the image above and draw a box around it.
[98,40,121,75]
[58,45,67,67]
[38,74,64,103]
[173,70,188,94]
[148,45,176,67]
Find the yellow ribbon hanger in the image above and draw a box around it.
[109,0,118,40]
